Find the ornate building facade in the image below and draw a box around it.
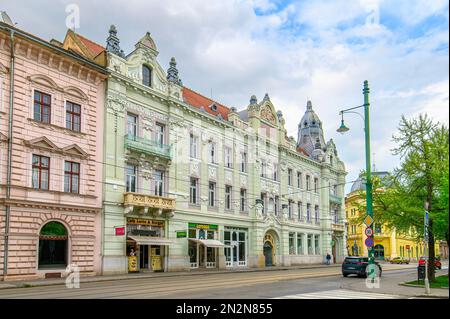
[0,16,107,280]
[97,26,347,274]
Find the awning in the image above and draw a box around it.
[128,235,175,246]
[189,238,226,248]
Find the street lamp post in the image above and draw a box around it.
[424,202,430,294]
[337,80,376,278]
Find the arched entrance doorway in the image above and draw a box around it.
[374,244,385,260]
[263,232,277,267]
[38,221,69,269]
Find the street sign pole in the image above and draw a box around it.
[424,202,430,294]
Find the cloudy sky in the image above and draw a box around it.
[2,0,449,194]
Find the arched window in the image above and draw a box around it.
[142,65,152,87]
[38,221,68,269]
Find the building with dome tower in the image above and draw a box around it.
[61,25,348,274]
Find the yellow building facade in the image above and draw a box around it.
[345,172,440,261]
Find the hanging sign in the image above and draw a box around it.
[176,231,187,238]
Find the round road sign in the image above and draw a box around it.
[365,227,374,237]
[365,237,374,248]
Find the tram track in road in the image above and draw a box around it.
[0,265,417,299]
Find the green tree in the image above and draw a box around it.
[356,114,449,281]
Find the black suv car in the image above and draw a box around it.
[342,256,382,278]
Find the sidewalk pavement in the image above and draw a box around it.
[0,263,341,290]
[342,268,449,299]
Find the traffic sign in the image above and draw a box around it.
[365,227,374,237]
[365,237,374,248]
[364,215,374,227]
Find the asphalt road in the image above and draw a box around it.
[0,264,424,299]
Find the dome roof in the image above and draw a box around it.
[350,171,390,193]
[299,101,322,129]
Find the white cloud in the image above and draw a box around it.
[2,0,448,195]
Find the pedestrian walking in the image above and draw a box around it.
[326,253,331,265]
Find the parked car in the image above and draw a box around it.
[390,257,410,264]
[342,257,382,278]
[418,257,442,269]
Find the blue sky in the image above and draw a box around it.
[2,0,449,194]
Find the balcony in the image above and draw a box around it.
[123,192,176,217]
[124,134,172,160]
[332,223,345,232]
[329,194,343,205]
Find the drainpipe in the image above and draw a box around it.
[4,28,15,277]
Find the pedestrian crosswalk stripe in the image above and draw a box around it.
[273,289,400,299]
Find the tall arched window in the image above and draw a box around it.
[142,65,152,87]
[38,221,68,269]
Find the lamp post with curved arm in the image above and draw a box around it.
[337,81,376,278]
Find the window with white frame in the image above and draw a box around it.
[240,152,247,173]
[315,205,319,224]
[153,170,164,196]
[298,201,303,221]
[190,133,198,158]
[306,203,311,222]
[155,123,165,146]
[225,185,232,210]
[127,113,138,138]
[224,147,233,168]
[297,171,302,188]
[306,175,311,191]
[288,168,293,186]
[288,200,293,219]
[240,188,247,212]
[307,234,313,255]
[125,164,137,192]
[273,163,278,181]
[208,142,216,164]
[314,235,320,255]
[289,233,295,255]
[274,196,279,216]
[208,182,216,206]
[314,177,319,193]
[190,177,199,204]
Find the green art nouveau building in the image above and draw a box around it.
[101,26,347,274]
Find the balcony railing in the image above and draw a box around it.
[124,134,172,159]
[329,194,343,205]
[124,192,176,210]
[332,223,345,232]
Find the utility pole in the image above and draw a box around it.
[424,202,430,294]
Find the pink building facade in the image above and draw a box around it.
[0,21,107,280]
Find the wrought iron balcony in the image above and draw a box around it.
[124,134,172,159]
[329,194,343,205]
[123,192,176,216]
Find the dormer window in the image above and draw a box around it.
[210,104,217,112]
[142,65,152,87]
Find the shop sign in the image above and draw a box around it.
[128,256,138,272]
[188,223,218,230]
[127,218,164,227]
[115,227,125,236]
[130,229,158,237]
[177,231,187,238]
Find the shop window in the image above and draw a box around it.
[188,229,196,238]
[38,221,68,269]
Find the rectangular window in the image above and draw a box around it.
[288,200,293,219]
[225,185,232,210]
[240,188,247,212]
[225,147,233,168]
[273,163,278,181]
[314,235,320,255]
[260,193,267,214]
[307,234,313,255]
[314,178,319,193]
[33,90,51,123]
[208,142,216,163]
[274,196,279,216]
[306,204,311,222]
[375,223,382,234]
[260,161,266,177]
[190,177,198,204]
[64,161,80,193]
[288,168,293,186]
[208,182,216,207]
[240,152,247,173]
[315,205,319,224]
[32,154,49,190]
[297,234,303,255]
[298,202,303,221]
[297,172,302,188]
[154,170,164,196]
[155,123,165,145]
[306,175,311,191]
[125,164,137,192]
[289,233,295,255]
[66,101,81,132]
[190,134,198,158]
[127,113,138,137]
